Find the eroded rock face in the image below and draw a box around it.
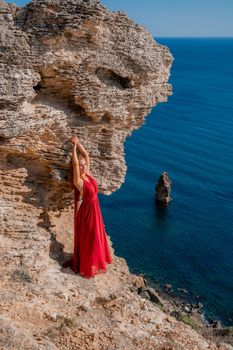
[1,2,223,349]
[0,0,172,200]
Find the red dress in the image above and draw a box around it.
[72,173,112,278]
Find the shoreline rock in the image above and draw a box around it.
[131,270,233,348]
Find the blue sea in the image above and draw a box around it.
[99,38,233,327]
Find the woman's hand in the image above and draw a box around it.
[71,135,79,147]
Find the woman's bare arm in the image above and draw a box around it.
[71,137,83,192]
[76,141,90,175]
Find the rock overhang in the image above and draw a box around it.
[0,0,173,206]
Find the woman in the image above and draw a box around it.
[68,135,112,278]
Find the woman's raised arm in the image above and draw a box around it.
[75,140,90,175]
[71,136,83,191]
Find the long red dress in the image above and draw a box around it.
[72,173,112,278]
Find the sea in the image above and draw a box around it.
[99,38,233,327]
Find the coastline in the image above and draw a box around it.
[1,1,233,348]
[1,200,232,349]
[130,269,233,347]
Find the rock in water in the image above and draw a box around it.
[155,172,172,205]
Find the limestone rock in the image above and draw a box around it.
[139,287,165,306]
[155,171,172,205]
[0,1,226,349]
[220,344,233,350]
[0,0,173,202]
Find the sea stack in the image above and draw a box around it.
[155,171,172,205]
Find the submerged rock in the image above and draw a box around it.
[163,284,173,292]
[155,171,172,205]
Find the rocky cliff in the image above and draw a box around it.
[0,0,229,349]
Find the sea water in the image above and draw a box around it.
[99,38,233,326]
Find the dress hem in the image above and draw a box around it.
[72,261,112,278]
